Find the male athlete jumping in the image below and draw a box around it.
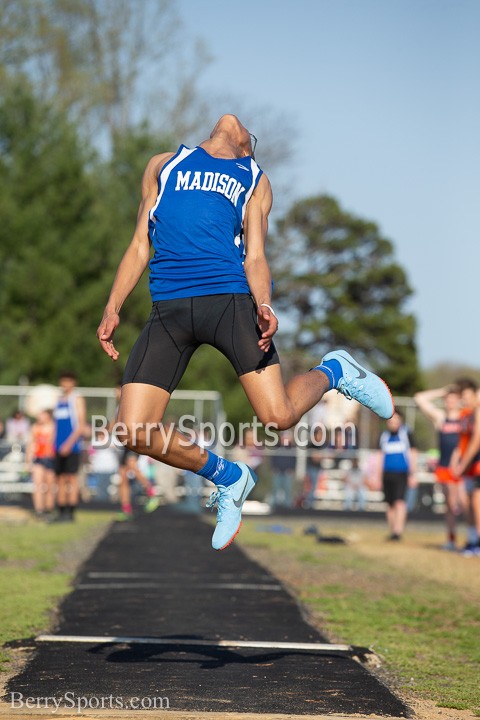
[97,114,394,550]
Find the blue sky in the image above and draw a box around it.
[178,0,480,369]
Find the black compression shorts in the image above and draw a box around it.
[54,452,80,476]
[122,293,279,393]
[382,471,408,506]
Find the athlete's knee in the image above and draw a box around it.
[121,420,174,456]
[121,422,157,454]
[273,415,296,431]
[256,407,296,431]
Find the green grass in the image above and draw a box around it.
[239,521,480,716]
[0,511,114,671]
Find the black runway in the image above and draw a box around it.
[6,509,411,717]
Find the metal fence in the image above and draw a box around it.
[0,386,443,514]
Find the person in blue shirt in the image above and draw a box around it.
[97,114,394,551]
[378,410,417,540]
[52,370,87,522]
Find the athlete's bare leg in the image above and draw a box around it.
[65,474,79,506]
[239,364,330,429]
[387,499,407,537]
[118,466,131,507]
[118,365,329,462]
[119,368,329,464]
[118,384,210,469]
[127,457,151,493]
[55,472,78,521]
[472,488,480,535]
[44,469,55,511]
[56,474,67,506]
[32,464,47,513]
[118,459,151,512]
[444,483,460,541]
[386,505,395,534]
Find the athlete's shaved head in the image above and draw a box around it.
[211,114,246,136]
[210,114,254,157]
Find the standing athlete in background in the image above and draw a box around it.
[377,410,417,540]
[52,371,86,522]
[26,409,56,519]
[450,378,480,556]
[97,114,394,550]
[415,386,462,550]
[117,450,159,521]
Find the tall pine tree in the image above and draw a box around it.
[270,195,420,394]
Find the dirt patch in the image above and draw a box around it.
[55,521,111,575]
[354,538,480,600]
[0,701,476,719]
[0,709,402,720]
[0,506,32,524]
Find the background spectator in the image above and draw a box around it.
[271,430,296,508]
[377,410,417,540]
[414,386,462,550]
[450,378,480,556]
[303,426,326,509]
[6,410,30,443]
[343,456,367,512]
[117,450,159,521]
[52,371,87,522]
[25,409,55,518]
[88,429,120,501]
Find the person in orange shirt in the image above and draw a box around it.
[450,378,480,556]
[26,409,56,518]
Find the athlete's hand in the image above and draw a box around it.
[97,311,120,361]
[449,448,460,476]
[257,304,278,353]
[453,458,466,478]
[59,440,72,457]
[407,472,418,488]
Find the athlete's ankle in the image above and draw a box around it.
[312,358,343,390]
[197,450,242,487]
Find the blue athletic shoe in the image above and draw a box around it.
[321,349,395,419]
[460,543,480,557]
[206,462,257,551]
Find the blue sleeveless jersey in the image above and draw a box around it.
[148,145,263,301]
[54,395,82,453]
[380,427,412,473]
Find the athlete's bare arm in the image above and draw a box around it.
[243,173,277,353]
[25,426,35,468]
[97,151,174,360]
[59,395,87,456]
[408,446,418,487]
[414,387,446,429]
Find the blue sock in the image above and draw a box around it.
[312,359,343,390]
[197,451,242,487]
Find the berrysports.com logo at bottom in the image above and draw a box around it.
[10,692,170,713]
